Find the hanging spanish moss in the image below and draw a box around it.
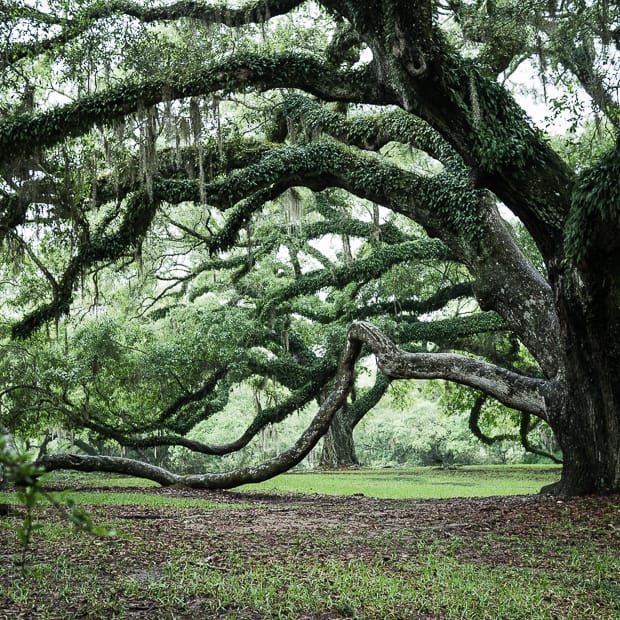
[372,203,381,243]
[283,187,303,233]
[342,233,352,264]
[212,95,224,165]
[138,105,159,202]
[89,149,98,211]
[111,118,126,196]
[189,97,207,204]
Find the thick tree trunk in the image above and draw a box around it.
[544,390,620,495]
[543,269,620,495]
[319,406,359,469]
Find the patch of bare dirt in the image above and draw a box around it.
[1,487,619,619]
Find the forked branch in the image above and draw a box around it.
[38,321,549,487]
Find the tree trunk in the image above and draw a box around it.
[0,426,18,490]
[543,269,620,495]
[319,406,359,469]
[544,391,620,495]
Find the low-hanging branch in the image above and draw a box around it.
[39,350,337,457]
[37,320,551,487]
[37,321,365,487]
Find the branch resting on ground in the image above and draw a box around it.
[38,321,549,488]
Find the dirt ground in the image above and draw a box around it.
[1,486,619,618]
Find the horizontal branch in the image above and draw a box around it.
[394,311,507,344]
[0,53,389,167]
[261,238,454,317]
[281,94,462,168]
[37,320,551,488]
[293,281,474,324]
[3,0,305,68]
[352,321,549,419]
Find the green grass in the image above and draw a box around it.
[1,531,616,619]
[237,465,561,499]
[1,464,561,502]
[58,490,237,509]
[1,466,617,620]
[0,489,240,510]
[45,471,160,488]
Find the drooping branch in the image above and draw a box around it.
[519,413,562,464]
[37,320,367,487]
[0,53,390,167]
[37,349,336,456]
[12,189,158,339]
[3,0,306,68]
[468,393,518,445]
[468,394,562,463]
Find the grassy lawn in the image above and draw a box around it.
[1,466,618,619]
[238,464,562,498]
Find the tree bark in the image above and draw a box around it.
[541,268,620,495]
[319,406,359,469]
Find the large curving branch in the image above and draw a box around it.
[37,320,366,487]
[3,0,306,68]
[38,320,549,487]
[354,321,549,419]
[319,0,573,256]
[0,52,392,167]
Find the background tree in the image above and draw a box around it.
[0,0,618,495]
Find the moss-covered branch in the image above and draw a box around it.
[281,93,462,168]
[46,356,336,457]
[394,311,507,344]
[0,53,389,167]
[3,0,306,67]
[261,238,453,317]
[293,281,474,324]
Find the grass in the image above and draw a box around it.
[0,464,561,503]
[0,489,240,510]
[2,466,617,619]
[1,519,617,619]
[238,464,562,498]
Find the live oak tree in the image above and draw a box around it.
[1,0,619,495]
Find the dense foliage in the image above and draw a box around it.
[0,0,619,494]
